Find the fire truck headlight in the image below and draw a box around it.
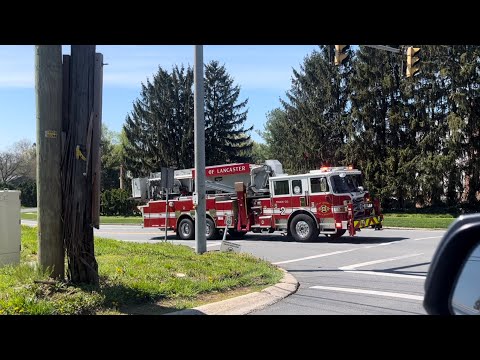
[333,205,347,213]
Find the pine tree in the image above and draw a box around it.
[100,124,122,191]
[349,46,412,205]
[123,65,194,176]
[259,45,480,211]
[250,138,271,164]
[401,45,452,207]
[442,45,480,208]
[275,45,352,174]
[260,108,300,174]
[204,61,252,165]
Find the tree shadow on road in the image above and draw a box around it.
[235,234,408,244]
[148,233,409,245]
[287,261,430,277]
[322,236,408,244]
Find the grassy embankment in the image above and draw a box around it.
[382,213,455,229]
[0,226,282,315]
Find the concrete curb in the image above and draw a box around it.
[382,226,446,231]
[167,269,299,315]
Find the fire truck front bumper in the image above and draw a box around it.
[353,215,383,230]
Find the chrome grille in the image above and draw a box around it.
[353,198,365,218]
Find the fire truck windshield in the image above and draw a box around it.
[330,174,363,194]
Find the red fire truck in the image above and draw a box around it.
[134,160,383,242]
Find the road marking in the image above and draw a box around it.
[95,231,173,238]
[99,225,144,229]
[412,236,441,241]
[309,285,423,301]
[367,242,394,247]
[107,240,222,248]
[342,270,426,279]
[272,241,396,265]
[95,231,171,235]
[272,248,361,265]
[339,253,423,270]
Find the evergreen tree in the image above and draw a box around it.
[267,45,352,172]
[250,139,271,164]
[123,65,194,176]
[349,46,411,204]
[402,45,452,207]
[259,45,480,211]
[100,124,122,191]
[442,45,480,207]
[204,61,252,165]
[260,108,300,174]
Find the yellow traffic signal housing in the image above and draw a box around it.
[334,45,349,66]
[406,47,420,77]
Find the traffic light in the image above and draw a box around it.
[334,45,349,66]
[406,46,420,77]
[329,45,335,64]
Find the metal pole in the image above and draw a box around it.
[165,188,168,242]
[364,45,403,54]
[194,45,206,254]
[119,164,124,189]
[35,45,64,279]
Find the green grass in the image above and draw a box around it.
[383,213,455,229]
[20,225,38,263]
[21,213,37,220]
[22,210,457,229]
[100,216,142,224]
[21,212,142,225]
[0,226,283,315]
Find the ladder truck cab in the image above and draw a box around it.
[133,161,383,242]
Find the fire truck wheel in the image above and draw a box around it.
[178,218,195,240]
[290,214,319,242]
[206,218,219,240]
[325,229,346,239]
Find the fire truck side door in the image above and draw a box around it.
[271,177,310,219]
[271,179,291,219]
[309,176,331,217]
[290,178,309,209]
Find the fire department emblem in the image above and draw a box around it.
[319,204,330,213]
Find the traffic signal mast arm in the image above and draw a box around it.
[364,45,403,54]
[333,45,401,66]
[336,45,421,78]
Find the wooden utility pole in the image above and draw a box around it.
[62,45,102,285]
[35,45,64,279]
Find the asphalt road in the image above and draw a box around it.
[94,224,443,315]
[22,220,444,314]
[248,229,441,315]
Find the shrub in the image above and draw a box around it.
[100,188,137,216]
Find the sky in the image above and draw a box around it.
[0,45,319,151]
